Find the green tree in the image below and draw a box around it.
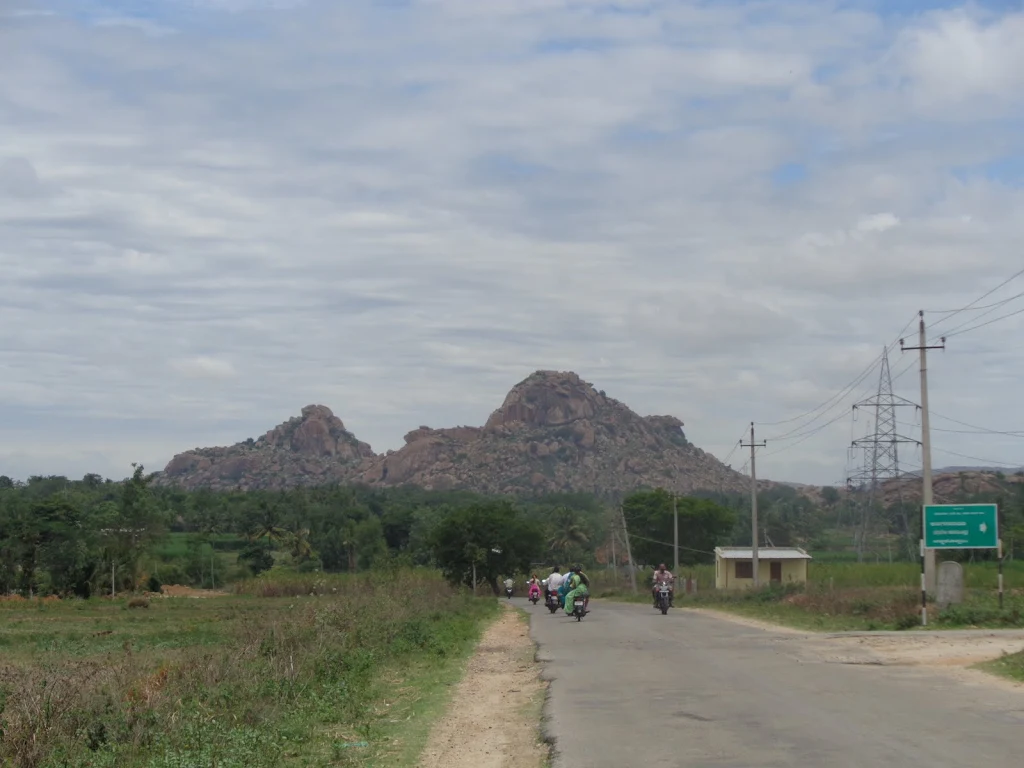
[623,489,735,566]
[546,506,591,564]
[430,501,544,593]
[106,464,166,592]
[821,486,840,507]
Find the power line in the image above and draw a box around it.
[624,531,715,557]
[756,314,918,433]
[926,265,1024,333]
[758,365,906,461]
[932,426,1024,437]
[934,289,1024,336]
[760,409,852,459]
[944,305,1024,338]
[931,447,1024,469]
[931,410,1024,437]
[924,288,1024,316]
[756,350,884,430]
[720,426,753,467]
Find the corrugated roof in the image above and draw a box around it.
[714,547,812,560]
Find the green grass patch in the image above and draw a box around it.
[978,649,1024,682]
[681,583,1024,632]
[0,569,498,768]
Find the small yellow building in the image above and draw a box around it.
[714,546,811,590]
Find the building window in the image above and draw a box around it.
[735,561,753,579]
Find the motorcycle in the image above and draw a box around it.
[529,585,541,605]
[505,586,514,600]
[571,594,587,621]
[545,589,560,614]
[655,584,672,615]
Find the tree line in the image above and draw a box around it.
[0,468,754,597]
[11,463,1006,598]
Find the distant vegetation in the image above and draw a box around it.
[3,466,1024,599]
[0,469,613,597]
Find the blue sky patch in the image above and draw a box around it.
[470,153,551,182]
[771,162,808,187]
[535,37,617,54]
[953,155,1024,186]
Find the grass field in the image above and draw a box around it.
[0,569,498,768]
[150,532,251,588]
[590,560,1024,631]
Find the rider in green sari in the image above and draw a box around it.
[563,564,590,615]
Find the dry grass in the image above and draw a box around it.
[0,569,496,768]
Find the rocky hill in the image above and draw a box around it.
[153,404,375,491]
[155,370,749,496]
[878,469,1024,506]
[357,370,747,496]
[795,469,1024,509]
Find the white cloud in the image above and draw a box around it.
[856,213,900,233]
[1,0,1023,485]
[895,8,1024,110]
[171,357,237,379]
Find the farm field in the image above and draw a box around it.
[0,570,498,768]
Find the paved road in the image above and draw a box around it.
[524,598,1024,768]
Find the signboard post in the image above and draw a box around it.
[920,504,999,625]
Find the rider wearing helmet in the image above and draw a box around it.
[652,563,675,607]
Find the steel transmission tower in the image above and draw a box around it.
[846,348,920,561]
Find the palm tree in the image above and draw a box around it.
[288,524,314,562]
[198,510,224,588]
[248,501,289,549]
[548,507,590,560]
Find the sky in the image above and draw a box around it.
[2,0,1024,486]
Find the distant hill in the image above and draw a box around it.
[154,370,750,497]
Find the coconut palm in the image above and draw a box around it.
[548,506,590,561]
[248,501,289,549]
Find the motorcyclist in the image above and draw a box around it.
[652,563,675,607]
[563,564,590,616]
[528,573,542,601]
[503,577,514,596]
[546,566,564,605]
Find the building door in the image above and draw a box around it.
[770,562,782,583]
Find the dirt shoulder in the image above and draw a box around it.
[418,603,548,768]
[691,607,1024,691]
[686,607,807,635]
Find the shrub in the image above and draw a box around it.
[238,543,274,576]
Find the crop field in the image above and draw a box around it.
[0,569,497,768]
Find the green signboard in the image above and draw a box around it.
[923,504,999,549]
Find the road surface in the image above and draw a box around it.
[524,598,1024,768]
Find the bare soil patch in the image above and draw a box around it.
[418,603,547,768]
[692,606,1024,691]
[159,584,230,598]
[686,607,806,635]
[845,632,1024,668]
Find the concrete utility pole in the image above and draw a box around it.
[901,311,945,593]
[741,423,766,588]
[673,494,679,575]
[620,504,637,593]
